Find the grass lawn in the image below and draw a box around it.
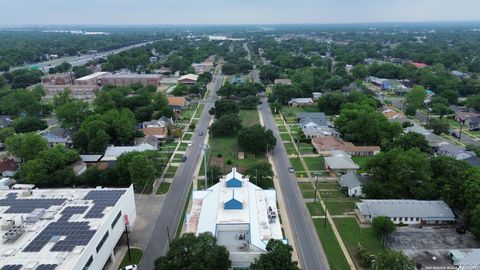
[177,143,189,152]
[194,103,205,118]
[277,125,288,132]
[281,107,319,120]
[156,182,171,194]
[298,182,315,198]
[313,219,351,270]
[119,248,143,268]
[351,156,372,169]
[334,218,384,263]
[176,184,192,238]
[289,158,305,172]
[280,133,292,141]
[306,202,325,216]
[239,109,260,127]
[326,201,356,215]
[320,190,347,198]
[164,165,178,178]
[303,156,325,172]
[318,182,341,189]
[183,133,193,141]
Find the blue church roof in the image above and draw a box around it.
[224,198,243,210]
[226,178,242,188]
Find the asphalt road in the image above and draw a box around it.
[260,97,330,270]
[8,41,154,72]
[139,74,222,270]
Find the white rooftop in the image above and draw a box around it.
[178,74,198,81]
[101,144,155,161]
[186,168,284,267]
[0,186,133,270]
[75,72,110,81]
[356,200,455,221]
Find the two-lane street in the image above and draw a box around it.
[139,74,222,270]
[260,97,330,270]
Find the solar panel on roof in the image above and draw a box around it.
[0,193,66,214]
[1,265,22,270]
[36,264,58,270]
[83,190,125,219]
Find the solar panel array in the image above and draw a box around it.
[83,190,125,218]
[24,206,96,252]
[0,193,66,214]
[0,265,22,270]
[36,264,58,270]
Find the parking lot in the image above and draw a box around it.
[388,226,480,269]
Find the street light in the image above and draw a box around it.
[314,173,320,203]
[426,107,432,125]
[323,191,331,228]
[203,144,209,190]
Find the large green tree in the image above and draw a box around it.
[128,153,156,191]
[209,99,240,118]
[210,113,243,137]
[372,216,396,243]
[155,233,231,270]
[238,125,276,154]
[244,162,274,189]
[405,86,427,116]
[375,250,415,270]
[5,132,48,161]
[53,90,91,128]
[12,117,47,133]
[251,239,299,270]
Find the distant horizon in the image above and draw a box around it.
[1,0,480,26]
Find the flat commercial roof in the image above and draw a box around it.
[75,72,110,81]
[356,200,455,220]
[0,186,132,269]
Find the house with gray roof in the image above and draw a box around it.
[449,249,480,269]
[338,173,369,197]
[297,112,328,128]
[438,143,473,161]
[41,127,74,148]
[324,150,359,175]
[0,116,12,128]
[356,200,455,225]
[288,98,314,107]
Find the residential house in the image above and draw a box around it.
[449,249,480,269]
[324,150,360,175]
[288,98,314,107]
[167,96,188,114]
[274,79,292,85]
[185,168,285,268]
[41,127,74,148]
[356,200,455,225]
[298,112,328,128]
[451,70,470,79]
[0,158,19,177]
[312,136,381,157]
[156,67,172,74]
[312,92,323,100]
[410,62,429,68]
[178,74,198,84]
[338,173,369,197]
[438,143,474,161]
[466,116,480,131]
[302,126,339,138]
[404,124,431,136]
[382,107,405,120]
[100,144,156,163]
[455,111,480,123]
[139,116,173,129]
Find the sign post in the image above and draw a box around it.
[124,214,132,262]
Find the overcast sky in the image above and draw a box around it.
[1,0,480,25]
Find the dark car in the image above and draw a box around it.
[456,224,466,234]
[199,131,204,136]
[182,156,187,162]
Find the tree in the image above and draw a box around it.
[351,64,368,80]
[425,118,449,135]
[335,104,402,145]
[128,154,156,191]
[238,125,276,154]
[209,99,239,118]
[53,91,91,128]
[19,145,78,187]
[268,84,303,105]
[5,132,47,161]
[12,117,47,133]
[239,96,259,109]
[372,216,396,243]
[364,148,433,199]
[155,233,231,270]
[251,239,300,270]
[469,204,480,238]
[210,113,243,137]
[375,250,415,270]
[244,162,274,189]
[0,88,44,116]
[317,92,348,115]
[431,103,453,120]
[0,127,14,142]
[405,86,427,113]
[384,132,430,153]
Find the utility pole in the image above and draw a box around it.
[426,107,431,125]
[323,192,331,228]
[314,173,319,203]
[459,120,465,141]
[255,169,258,186]
[203,144,209,190]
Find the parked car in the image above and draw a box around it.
[187,142,192,147]
[199,131,204,136]
[182,155,187,162]
[288,167,295,173]
[120,265,138,270]
[456,224,466,234]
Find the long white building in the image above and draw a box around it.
[185,168,285,269]
[0,186,136,270]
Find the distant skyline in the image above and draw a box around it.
[1,0,480,25]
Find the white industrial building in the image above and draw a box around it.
[356,200,455,225]
[185,168,286,269]
[0,185,136,270]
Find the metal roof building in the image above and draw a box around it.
[356,200,455,225]
[185,168,285,269]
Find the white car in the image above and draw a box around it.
[120,265,137,270]
[187,142,193,147]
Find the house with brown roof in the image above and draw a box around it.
[312,136,380,157]
[381,106,405,120]
[0,158,19,177]
[178,74,198,84]
[168,96,189,114]
[142,126,168,140]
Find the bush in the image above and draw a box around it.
[226,160,232,165]
[217,153,223,158]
